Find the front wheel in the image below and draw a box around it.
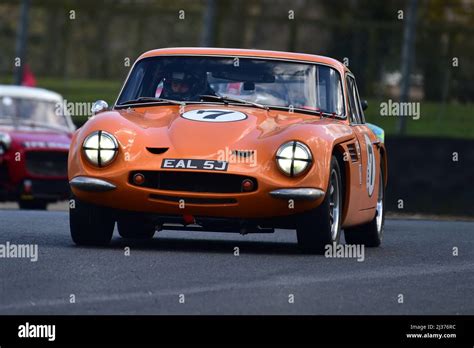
[344,165,385,247]
[296,156,343,254]
[117,215,156,240]
[70,197,115,246]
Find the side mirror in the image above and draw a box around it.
[361,100,368,111]
[91,100,109,115]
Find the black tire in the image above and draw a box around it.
[296,156,343,254]
[344,164,385,247]
[117,215,156,240]
[19,200,47,210]
[70,197,115,246]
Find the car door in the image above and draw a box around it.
[346,74,379,210]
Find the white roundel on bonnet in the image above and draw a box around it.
[181,109,247,122]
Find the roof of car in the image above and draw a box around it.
[0,85,63,102]
[138,47,349,74]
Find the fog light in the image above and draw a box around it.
[242,179,254,192]
[24,180,32,194]
[183,214,195,225]
[133,173,145,185]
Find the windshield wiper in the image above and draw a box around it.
[117,97,185,107]
[199,95,269,110]
[268,105,339,118]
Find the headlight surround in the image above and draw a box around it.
[276,141,312,177]
[0,132,12,151]
[82,130,118,167]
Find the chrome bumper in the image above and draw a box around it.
[269,188,325,201]
[69,176,116,192]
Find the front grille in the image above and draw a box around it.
[0,162,9,182]
[150,194,237,205]
[26,151,68,177]
[28,179,70,197]
[129,170,258,193]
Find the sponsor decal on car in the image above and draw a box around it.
[162,158,228,171]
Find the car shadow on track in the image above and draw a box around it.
[105,236,305,256]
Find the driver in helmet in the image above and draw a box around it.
[160,70,214,101]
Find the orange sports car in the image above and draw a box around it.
[68,48,387,254]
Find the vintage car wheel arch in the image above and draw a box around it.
[334,136,387,228]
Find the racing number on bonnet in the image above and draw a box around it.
[181,109,247,122]
[197,110,234,119]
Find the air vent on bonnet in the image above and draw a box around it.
[146,147,169,154]
[231,150,255,158]
[346,143,358,162]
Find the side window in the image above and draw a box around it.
[317,66,345,116]
[346,76,362,124]
[353,79,366,123]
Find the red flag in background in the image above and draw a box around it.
[22,64,36,87]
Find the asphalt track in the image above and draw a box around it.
[0,209,473,314]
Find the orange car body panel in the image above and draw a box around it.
[68,48,386,228]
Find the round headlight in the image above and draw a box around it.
[0,132,12,150]
[82,131,118,167]
[276,141,312,177]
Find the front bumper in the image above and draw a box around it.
[269,188,325,201]
[70,176,116,192]
[69,175,326,219]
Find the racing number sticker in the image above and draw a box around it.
[364,134,376,197]
[181,109,247,122]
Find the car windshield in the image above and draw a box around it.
[117,56,345,116]
[0,96,69,129]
